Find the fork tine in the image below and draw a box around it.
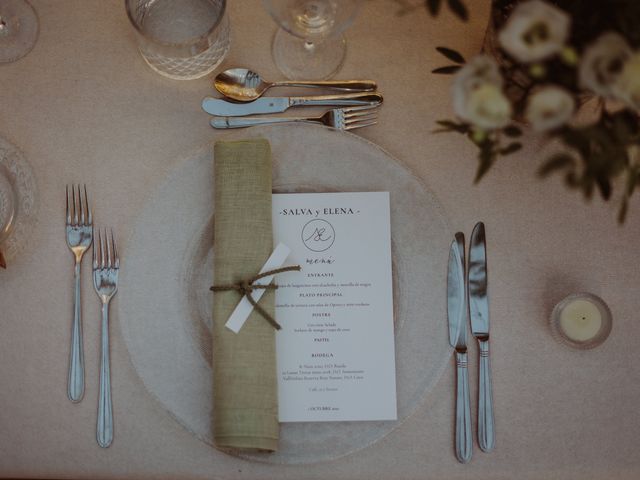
[100,229,106,269]
[78,184,85,225]
[72,185,79,225]
[106,228,113,269]
[111,229,119,269]
[344,109,378,119]
[66,185,72,225]
[93,229,98,269]
[83,185,90,226]
[345,119,378,131]
[343,105,380,114]
[345,107,378,128]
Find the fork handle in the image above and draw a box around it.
[478,339,495,452]
[211,117,318,129]
[455,350,472,463]
[97,302,113,448]
[68,260,84,403]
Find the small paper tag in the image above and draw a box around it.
[224,243,292,333]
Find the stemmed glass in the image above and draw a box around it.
[0,0,39,64]
[263,0,362,80]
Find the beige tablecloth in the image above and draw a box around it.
[1,1,639,479]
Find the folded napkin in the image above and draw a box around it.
[212,139,279,452]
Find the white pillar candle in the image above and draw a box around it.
[559,298,602,342]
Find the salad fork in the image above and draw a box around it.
[93,228,119,448]
[210,105,380,130]
[65,184,93,403]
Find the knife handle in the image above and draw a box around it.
[289,92,383,107]
[478,339,495,452]
[455,350,472,463]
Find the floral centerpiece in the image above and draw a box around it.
[431,0,640,222]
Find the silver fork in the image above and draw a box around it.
[210,105,380,130]
[93,228,119,448]
[65,184,93,403]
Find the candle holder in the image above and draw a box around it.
[550,293,612,350]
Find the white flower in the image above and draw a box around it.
[525,86,575,131]
[452,55,512,130]
[579,32,632,97]
[498,0,570,63]
[612,52,640,111]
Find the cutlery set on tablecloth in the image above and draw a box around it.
[202,67,382,130]
[65,185,119,448]
[447,222,495,463]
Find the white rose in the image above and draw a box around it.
[612,52,640,111]
[465,84,513,130]
[579,32,632,97]
[498,0,570,63]
[452,56,512,130]
[525,86,575,131]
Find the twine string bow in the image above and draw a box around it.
[210,265,301,330]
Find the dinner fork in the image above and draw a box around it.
[210,105,380,130]
[66,184,93,403]
[93,228,119,448]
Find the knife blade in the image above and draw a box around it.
[469,222,489,336]
[447,233,472,464]
[447,234,466,349]
[469,221,495,453]
[202,92,383,117]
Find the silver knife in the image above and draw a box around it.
[202,92,383,117]
[447,233,472,464]
[469,221,495,452]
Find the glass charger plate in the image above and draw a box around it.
[0,135,37,262]
[119,125,451,464]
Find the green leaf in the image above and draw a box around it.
[425,0,441,16]
[436,46,465,64]
[431,65,462,74]
[618,198,629,224]
[498,142,522,156]
[596,175,612,200]
[564,171,579,188]
[433,120,469,134]
[560,128,590,157]
[538,154,575,177]
[435,120,469,133]
[474,141,496,183]
[503,125,523,137]
[447,0,469,21]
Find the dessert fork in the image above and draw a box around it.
[65,184,93,403]
[210,105,380,130]
[93,228,119,448]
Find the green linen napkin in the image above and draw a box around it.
[212,139,279,452]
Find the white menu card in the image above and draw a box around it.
[272,192,397,422]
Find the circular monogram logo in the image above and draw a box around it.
[301,219,335,252]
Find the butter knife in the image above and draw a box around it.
[469,222,495,452]
[447,233,472,464]
[202,92,383,117]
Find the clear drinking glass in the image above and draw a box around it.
[0,0,39,64]
[125,0,230,80]
[263,0,362,80]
